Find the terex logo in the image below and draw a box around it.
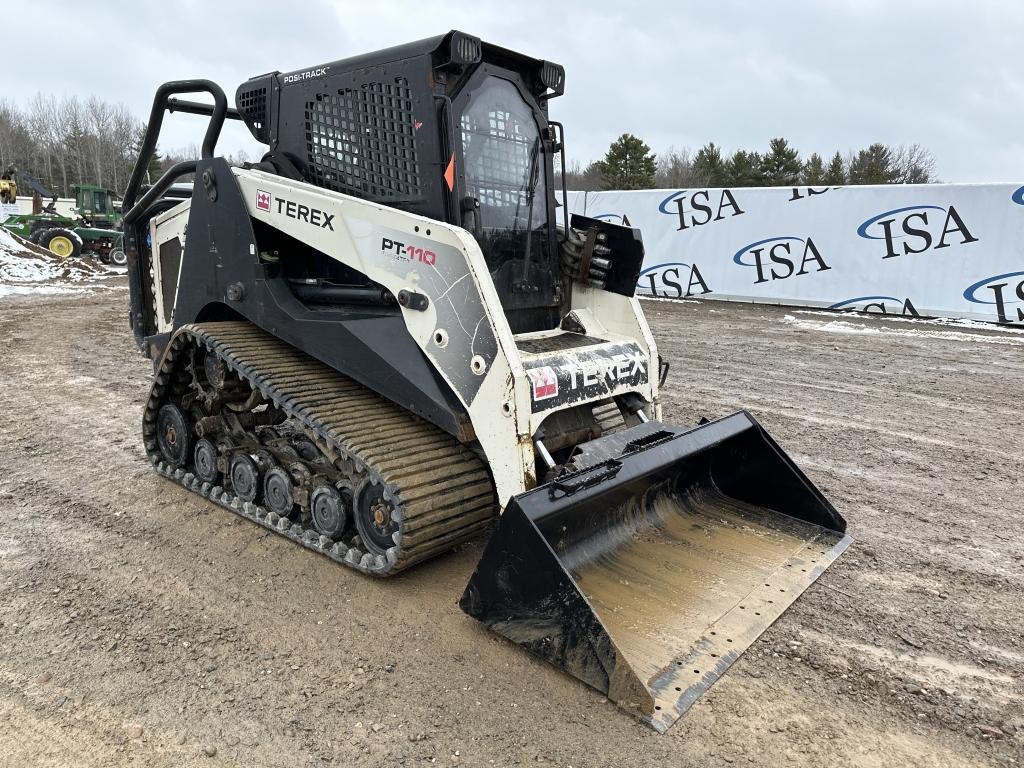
[526,366,558,401]
[963,270,1024,324]
[733,236,830,284]
[637,261,711,298]
[658,189,745,231]
[275,196,334,230]
[857,205,977,258]
[829,295,920,316]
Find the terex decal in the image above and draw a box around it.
[274,196,335,230]
[256,189,271,211]
[525,343,649,413]
[526,366,558,401]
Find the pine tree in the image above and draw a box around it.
[131,124,164,184]
[760,138,802,186]
[597,133,656,190]
[848,143,898,185]
[823,151,846,185]
[724,150,763,187]
[802,153,825,185]
[692,142,726,187]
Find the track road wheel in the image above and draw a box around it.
[40,228,81,259]
[311,482,351,540]
[355,479,398,555]
[203,352,228,390]
[263,466,295,518]
[156,404,192,467]
[229,453,260,502]
[193,438,220,483]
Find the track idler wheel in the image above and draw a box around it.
[355,479,398,555]
[156,404,192,467]
[311,482,352,540]
[193,437,220,483]
[263,466,296,518]
[229,453,260,502]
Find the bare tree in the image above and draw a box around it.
[654,146,696,187]
[892,143,937,184]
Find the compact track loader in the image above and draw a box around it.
[122,31,850,731]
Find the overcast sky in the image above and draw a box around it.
[9,0,1024,182]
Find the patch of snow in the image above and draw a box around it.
[792,309,1024,335]
[0,225,109,298]
[0,284,89,298]
[782,314,1024,346]
[639,296,701,304]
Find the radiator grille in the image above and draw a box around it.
[305,79,422,200]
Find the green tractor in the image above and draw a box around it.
[1,182,126,266]
[73,183,122,228]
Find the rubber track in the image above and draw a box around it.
[142,321,497,576]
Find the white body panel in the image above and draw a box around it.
[152,168,659,508]
[150,200,191,332]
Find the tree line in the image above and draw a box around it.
[561,134,938,191]
[0,95,245,199]
[0,95,144,198]
[1,92,939,199]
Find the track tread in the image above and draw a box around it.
[143,322,496,576]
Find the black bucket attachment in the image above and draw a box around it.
[460,412,850,732]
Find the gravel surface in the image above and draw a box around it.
[0,285,1021,767]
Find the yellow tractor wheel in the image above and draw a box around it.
[40,229,82,260]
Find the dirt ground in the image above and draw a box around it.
[0,284,1021,768]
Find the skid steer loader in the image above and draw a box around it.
[121,31,850,731]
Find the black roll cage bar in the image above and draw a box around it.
[123,80,245,351]
[122,80,243,230]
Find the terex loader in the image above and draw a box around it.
[122,31,850,731]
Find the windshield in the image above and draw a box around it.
[459,77,547,236]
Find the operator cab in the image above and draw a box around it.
[236,31,566,332]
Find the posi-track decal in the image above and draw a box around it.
[524,342,649,413]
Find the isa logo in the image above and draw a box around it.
[658,189,745,231]
[590,213,628,225]
[829,295,919,316]
[637,262,711,298]
[733,236,830,285]
[857,204,977,258]
[963,271,1024,324]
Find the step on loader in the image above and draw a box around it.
[121,31,850,731]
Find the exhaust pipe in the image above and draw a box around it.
[460,412,850,732]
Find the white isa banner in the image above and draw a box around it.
[564,184,1024,325]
